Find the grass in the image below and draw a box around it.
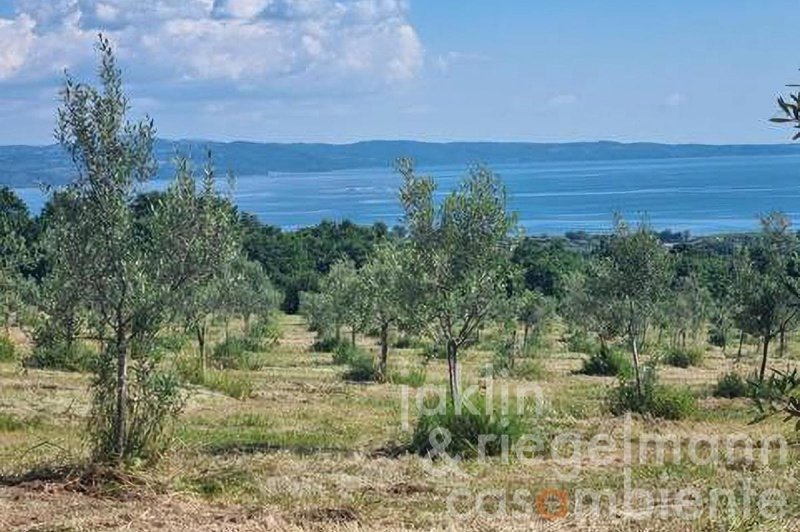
[0,316,798,531]
[0,334,16,362]
[201,369,255,400]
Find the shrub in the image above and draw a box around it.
[174,355,203,384]
[420,343,447,360]
[0,335,16,362]
[332,343,361,365]
[211,336,264,370]
[311,336,344,353]
[608,367,696,420]
[713,372,748,398]
[512,359,546,380]
[578,347,632,377]
[647,386,697,420]
[663,347,704,368]
[409,394,533,458]
[89,351,187,462]
[482,358,546,381]
[25,342,96,372]
[392,335,423,349]
[156,332,190,353]
[389,366,427,387]
[247,316,282,347]
[343,351,378,382]
[564,330,599,355]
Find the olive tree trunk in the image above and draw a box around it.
[378,323,389,382]
[446,339,460,404]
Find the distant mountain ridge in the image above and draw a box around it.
[3,139,800,187]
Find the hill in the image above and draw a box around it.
[2,139,800,187]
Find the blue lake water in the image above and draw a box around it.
[12,154,800,235]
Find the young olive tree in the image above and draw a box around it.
[585,217,670,399]
[48,37,238,463]
[733,213,799,383]
[516,289,553,350]
[218,256,281,334]
[663,274,710,349]
[355,243,406,381]
[397,159,517,402]
[299,290,336,339]
[316,259,360,344]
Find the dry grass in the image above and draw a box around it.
[0,317,799,531]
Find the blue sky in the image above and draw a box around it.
[0,0,797,144]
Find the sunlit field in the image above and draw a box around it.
[0,314,798,531]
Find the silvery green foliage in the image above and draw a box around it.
[181,254,279,376]
[582,216,671,398]
[733,212,800,383]
[396,158,518,400]
[48,36,238,462]
[301,258,359,343]
[355,242,407,380]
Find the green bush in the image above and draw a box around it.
[608,367,696,420]
[713,372,748,398]
[389,366,427,387]
[392,335,424,349]
[174,355,204,385]
[409,395,532,458]
[482,357,546,381]
[647,385,697,420]
[343,351,378,382]
[211,336,264,370]
[332,342,361,365]
[512,359,546,380]
[663,347,704,368]
[156,332,190,353]
[25,342,96,372]
[564,330,599,355]
[420,343,447,360]
[578,347,632,377]
[311,336,345,353]
[0,335,17,362]
[247,316,282,347]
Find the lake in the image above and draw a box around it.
[12,154,800,235]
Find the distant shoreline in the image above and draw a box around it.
[3,139,800,188]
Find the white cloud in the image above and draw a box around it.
[0,0,423,88]
[0,14,36,79]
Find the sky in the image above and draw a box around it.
[0,0,798,145]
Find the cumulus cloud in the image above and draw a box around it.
[0,14,35,79]
[0,0,423,89]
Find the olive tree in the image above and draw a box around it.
[48,37,238,462]
[516,289,553,350]
[355,243,407,381]
[397,159,517,402]
[733,213,799,383]
[584,217,670,399]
